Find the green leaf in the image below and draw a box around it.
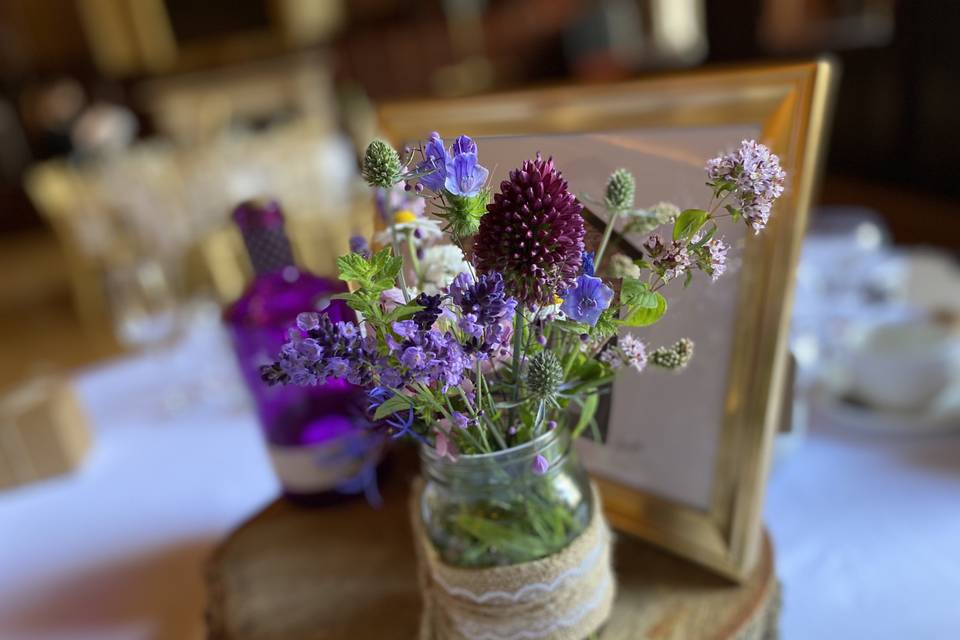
[672,208,709,241]
[372,393,412,421]
[589,309,619,341]
[452,514,551,558]
[620,278,658,309]
[693,223,718,246]
[621,291,667,326]
[336,252,373,284]
[724,204,741,222]
[384,303,424,323]
[571,393,599,440]
[371,247,402,281]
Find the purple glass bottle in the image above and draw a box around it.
[224,199,381,505]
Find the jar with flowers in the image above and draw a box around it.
[260,133,785,639]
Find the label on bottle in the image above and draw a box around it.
[266,438,381,494]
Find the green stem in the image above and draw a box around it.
[444,393,489,453]
[594,209,621,272]
[390,222,411,303]
[407,232,422,289]
[511,310,525,399]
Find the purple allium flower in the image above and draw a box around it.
[532,454,550,475]
[349,235,370,258]
[418,132,449,192]
[706,139,786,233]
[474,155,585,307]
[560,275,614,326]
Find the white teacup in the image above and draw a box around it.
[847,321,960,413]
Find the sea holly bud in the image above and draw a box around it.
[527,350,564,402]
[362,139,403,189]
[604,168,636,213]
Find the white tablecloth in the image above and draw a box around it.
[1,323,958,639]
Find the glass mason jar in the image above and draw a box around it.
[420,428,593,568]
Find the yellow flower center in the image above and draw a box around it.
[393,210,418,224]
[553,294,564,306]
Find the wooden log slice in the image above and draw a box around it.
[207,458,777,640]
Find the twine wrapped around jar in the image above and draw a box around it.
[411,478,615,640]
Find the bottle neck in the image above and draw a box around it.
[232,199,296,276]
[241,225,295,276]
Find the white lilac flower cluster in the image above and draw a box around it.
[706,139,786,233]
[600,333,648,373]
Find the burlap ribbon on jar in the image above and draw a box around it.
[410,479,615,640]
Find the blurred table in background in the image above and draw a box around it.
[0,312,958,639]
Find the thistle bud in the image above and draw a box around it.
[362,139,403,189]
[651,338,695,370]
[527,350,563,401]
[604,168,636,213]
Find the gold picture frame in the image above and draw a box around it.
[378,60,835,581]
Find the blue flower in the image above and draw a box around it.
[581,251,595,277]
[417,132,488,196]
[392,320,418,339]
[449,271,517,355]
[451,411,470,430]
[325,357,351,378]
[532,454,550,475]
[560,275,614,326]
[444,151,489,197]
[349,235,370,258]
[401,346,428,369]
[418,132,449,192]
[451,135,477,155]
[378,365,404,389]
[297,312,320,331]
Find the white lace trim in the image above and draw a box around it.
[455,574,613,640]
[430,530,607,604]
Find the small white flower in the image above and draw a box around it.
[374,214,443,247]
[419,244,469,294]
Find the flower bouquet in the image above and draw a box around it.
[260,133,785,639]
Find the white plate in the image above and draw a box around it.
[811,385,960,436]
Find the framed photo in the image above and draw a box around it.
[379,60,835,581]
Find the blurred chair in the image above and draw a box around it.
[25,119,373,341]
